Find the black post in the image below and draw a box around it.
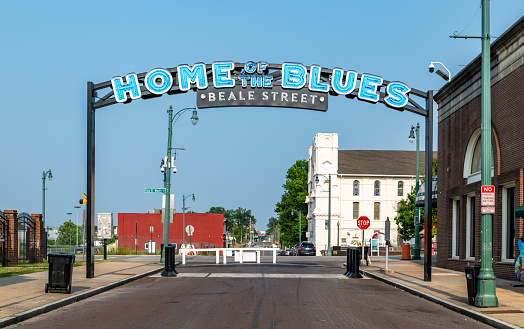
[86,82,95,278]
[103,239,107,260]
[424,90,434,282]
[161,245,177,277]
[348,249,362,278]
[344,247,350,276]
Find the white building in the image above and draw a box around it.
[305,133,434,255]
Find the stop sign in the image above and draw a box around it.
[357,216,371,230]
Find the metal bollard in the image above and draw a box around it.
[161,246,177,277]
[348,248,362,278]
[344,247,350,276]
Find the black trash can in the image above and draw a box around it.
[464,265,481,305]
[46,253,75,294]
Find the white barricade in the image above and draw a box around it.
[180,248,278,265]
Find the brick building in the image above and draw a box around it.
[118,212,226,252]
[435,15,524,280]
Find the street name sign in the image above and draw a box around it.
[145,188,166,193]
[357,216,371,230]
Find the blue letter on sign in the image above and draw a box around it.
[145,68,173,95]
[177,63,208,92]
[212,62,235,88]
[111,73,141,103]
[309,65,329,92]
[331,68,357,95]
[358,74,383,103]
[384,82,410,108]
[282,63,307,89]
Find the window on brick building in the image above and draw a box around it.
[464,129,494,184]
[466,195,475,259]
[452,198,460,259]
[502,186,515,261]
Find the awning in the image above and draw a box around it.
[516,204,524,218]
[415,175,437,207]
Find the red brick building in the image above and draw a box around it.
[435,16,524,280]
[118,212,226,252]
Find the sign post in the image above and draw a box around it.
[357,216,371,264]
[385,217,391,273]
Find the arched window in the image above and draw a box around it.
[353,180,360,196]
[398,181,404,196]
[374,180,380,196]
[463,129,493,184]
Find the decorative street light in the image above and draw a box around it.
[409,123,421,260]
[182,194,195,245]
[42,169,53,232]
[291,209,302,245]
[315,174,332,256]
[160,106,198,263]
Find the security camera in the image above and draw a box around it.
[429,63,435,73]
[160,167,165,173]
[172,166,177,174]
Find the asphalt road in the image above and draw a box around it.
[8,256,490,329]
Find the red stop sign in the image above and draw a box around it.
[357,216,371,230]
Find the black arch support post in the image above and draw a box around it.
[424,90,434,282]
[87,82,95,278]
[85,62,435,280]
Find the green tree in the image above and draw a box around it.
[395,157,438,241]
[275,159,308,247]
[56,220,81,245]
[266,216,279,235]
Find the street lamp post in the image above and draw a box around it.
[315,174,332,256]
[449,0,497,305]
[160,106,198,263]
[409,123,421,260]
[337,221,340,246]
[67,212,73,250]
[42,170,53,231]
[74,206,81,259]
[182,194,195,245]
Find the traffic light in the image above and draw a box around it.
[79,193,87,205]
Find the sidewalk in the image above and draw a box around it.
[0,258,162,328]
[361,256,524,329]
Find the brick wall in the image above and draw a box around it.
[437,64,524,280]
[4,210,18,266]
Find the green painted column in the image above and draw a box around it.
[475,0,498,307]
[162,106,173,263]
[412,123,421,260]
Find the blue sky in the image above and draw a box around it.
[1,1,522,231]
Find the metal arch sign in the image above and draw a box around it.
[92,61,429,116]
[85,60,435,279]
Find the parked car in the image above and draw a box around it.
[284,249,291,256]
[297,242,316,256]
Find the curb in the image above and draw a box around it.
[0,267,163,328]
[361,269,521,329]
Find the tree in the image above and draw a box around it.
[56,220,81,245]
[395,157,438,241]
[266,216,279,235]
[274,159,308,247]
